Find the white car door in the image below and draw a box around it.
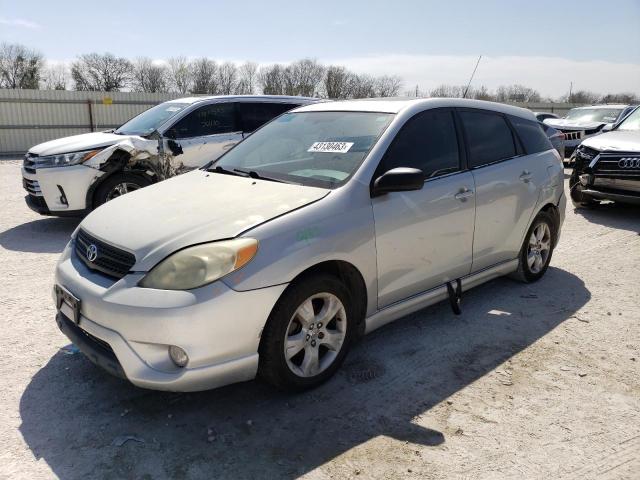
[372,108,476,308]
[164,102,242,170]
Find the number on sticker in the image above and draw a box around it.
[308,142,354,154]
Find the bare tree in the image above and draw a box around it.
[496,84,541,103]
[323,65,351,99]
[0,42,44,89]
[374,75,402,97]
[566,90,600,104]
[132,57,168,92]
[41,62,69,90]
[349,74,377,98]
[167,56,192,94]
[190,58,218,94]
[235,62,258,94]
[259,64,287,95]
[71,53,132,91]
[600,92,639,104]
[429,84,466,98]
[217,62,238,95]
[285,58,325,96]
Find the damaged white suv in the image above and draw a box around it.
[22,95,319,216]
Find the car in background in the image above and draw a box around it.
[544,104,636,159]
[542,123,565,159]
[53,98,565,392]
[534,112,559,123]
[22,95,321,216]
[570,106,640,207]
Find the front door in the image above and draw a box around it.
[372,108,476,308]
[164,102,242,170]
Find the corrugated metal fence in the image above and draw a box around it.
[0,89,585,157]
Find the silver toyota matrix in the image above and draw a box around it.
[54,98,566,392]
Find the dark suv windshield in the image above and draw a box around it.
[212,111,394,188]
[115,102,189,136]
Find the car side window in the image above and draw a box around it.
[459,110,516,167]
[509,115,553,154]
[238,102,298,133]
[381,109,460,179]
[169,102,237,139]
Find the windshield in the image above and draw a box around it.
[565,108,623,124]
[212,111,394,188]
[616,107,640,131]
[115,102,189,136]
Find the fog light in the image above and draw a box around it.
[169,345,189,368]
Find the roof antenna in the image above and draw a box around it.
[463,55,482,99]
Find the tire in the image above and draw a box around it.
[93,172,152,209]
[569,171,599,209]
[258,273,355,391]
[511,211,556,283]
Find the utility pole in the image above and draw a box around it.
[463,55,482,99]
[568,81,573,102]
[415,85,419,97]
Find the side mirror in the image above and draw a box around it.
[371,167,425,197]
[164,129,177,140]
[601,124,614,133]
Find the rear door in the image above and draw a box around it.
[458,109,545,272]
[372,108,476,307]
[237,102,299,135]
[164,102,242,169]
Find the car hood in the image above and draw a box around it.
[544,118,607,130]
[79,169,330,271]
[581,130,640,153]
[29,131,138,156]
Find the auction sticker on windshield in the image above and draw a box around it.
[308,142,354,153]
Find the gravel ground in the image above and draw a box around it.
[0,160,639,480]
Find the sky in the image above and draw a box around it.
[1,0,639,97]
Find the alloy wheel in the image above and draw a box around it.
[527,223,551,274]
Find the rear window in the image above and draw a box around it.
[509,115,553,154]
[238,102,298,133]
[459,110,516,167]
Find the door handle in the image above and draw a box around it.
[454,188,475,201]
[519,171,532,183]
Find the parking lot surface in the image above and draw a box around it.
[0,160,639,479]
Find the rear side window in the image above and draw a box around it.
[459,110,516,167]
[238,102,298,133]
[169,102,237,139]
[382,109,460,179]
[509,116,553,154]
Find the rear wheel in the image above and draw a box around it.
[93,172,152,209]
[258,274,354,391]
[511,211,556,283]
[569,171,599,208]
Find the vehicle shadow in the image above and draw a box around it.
[19,267,589,479]
[0,217,79,253]
[574,202,640,232]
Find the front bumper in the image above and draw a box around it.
[21,164,103,215]
[580,188,640,205]
[55,244,288,391]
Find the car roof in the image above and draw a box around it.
[294,97,537,120]
[166,95,322,105]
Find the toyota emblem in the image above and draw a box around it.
[86,244,98,262]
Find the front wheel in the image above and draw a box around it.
[258,274,354,391]
[93,172,152,209]
[511,211,556,283]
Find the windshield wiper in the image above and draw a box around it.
[233,168,286,183]
[209,165,246,177]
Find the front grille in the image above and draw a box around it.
[23,153,37,174]
[81,328,114,354]
[75,229,136,279]
[560,129,583,141]
[22,177,42,196]
[593,153,640,179]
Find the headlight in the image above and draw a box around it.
[139,238,258,290]
[33,149,102,169]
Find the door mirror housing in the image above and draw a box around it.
[601,123,614,133]
[371,167,425,197]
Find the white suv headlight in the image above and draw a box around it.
[34,149,102,168]
[139,238,258,290]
